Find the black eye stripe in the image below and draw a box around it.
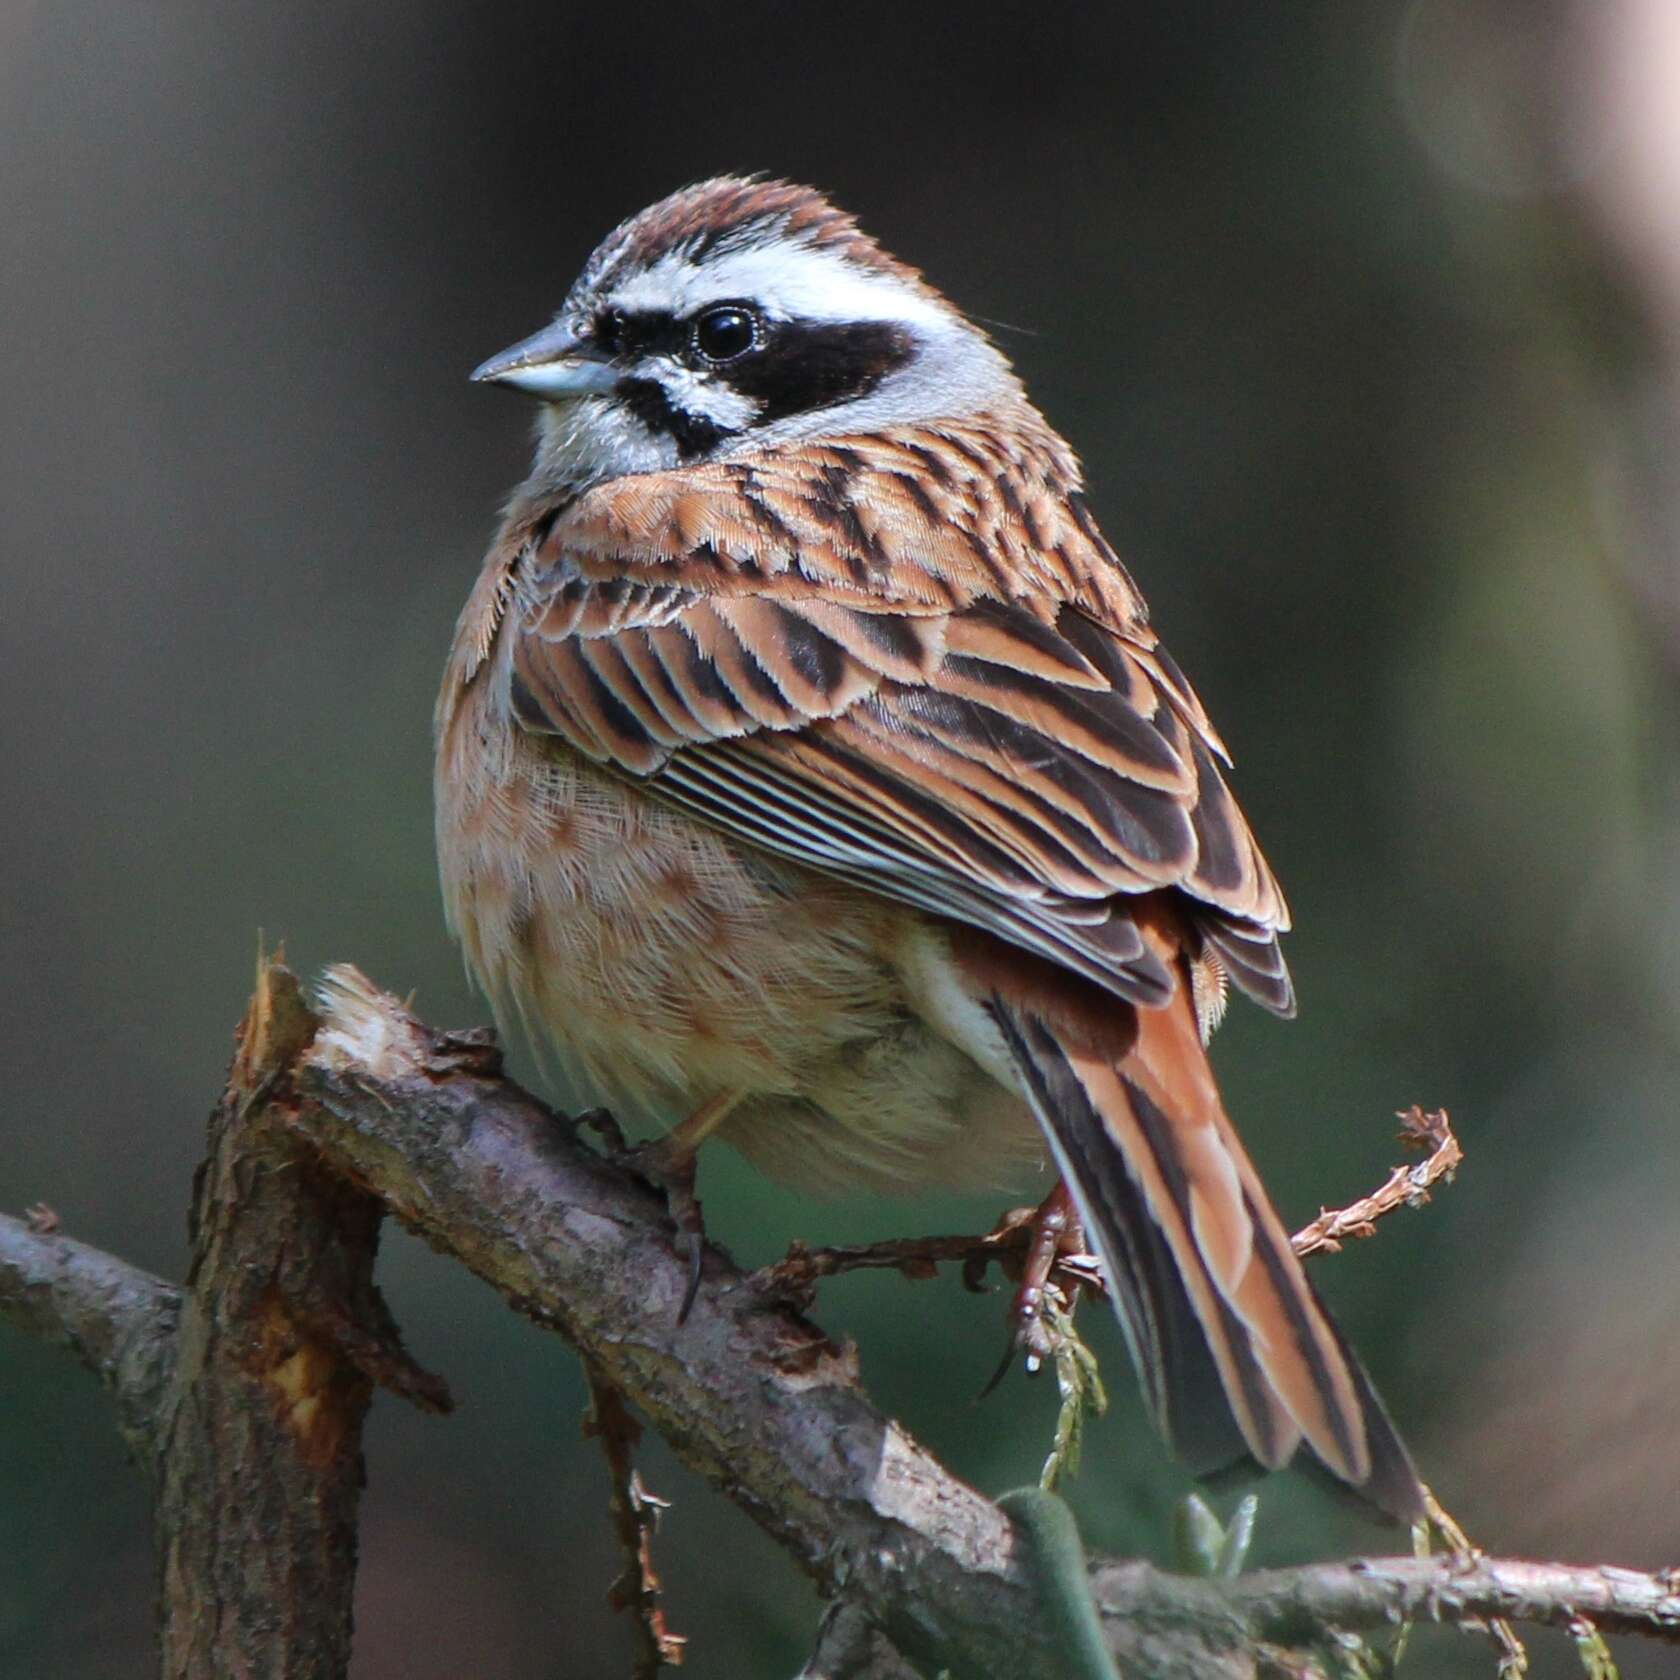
[725,320,914,425]
[596,309,686,358]
[602,308,916,456]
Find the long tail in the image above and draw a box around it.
[977,942,1422,1523]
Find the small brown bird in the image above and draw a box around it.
[438,177,1421,1520]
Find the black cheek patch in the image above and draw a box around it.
[617,378,732,460]
[731,321,915,426]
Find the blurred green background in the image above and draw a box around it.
[4,2,1678,1675]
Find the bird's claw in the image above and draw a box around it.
[585,1118,709,1323]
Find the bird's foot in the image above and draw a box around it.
[637,1134,710,1322]
[982,1180,1100,1391]
[579,1107,719,1322]
[978,1186,1109,1485]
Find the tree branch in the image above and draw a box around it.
[288,962,1142,1680]
[1215,1553,1680,1650]
[4,957,1677,1680]
[151,951,451,1680]
[282,962,1680,1675]
[0,1213,180,1474]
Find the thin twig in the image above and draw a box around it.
[1212,1553,1680,1650]
[583,1363,687,1676]
[751,1214,1105,1309]
[754,1107,1462,1313]
[1290,1107,1461,1259]
[1422,1490,1530,1676]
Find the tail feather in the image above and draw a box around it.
[1118,1063,1359,1479]
[986,981,1422,1523]
[1001,1004,1270,1473]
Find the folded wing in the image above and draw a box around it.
[500,427,1293,1013]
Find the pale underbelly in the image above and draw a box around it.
[437,733,1041,1194]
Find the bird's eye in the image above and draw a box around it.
[692,305,759,363]
[596,309,627,353]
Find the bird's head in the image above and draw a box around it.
[474,177,1019,491]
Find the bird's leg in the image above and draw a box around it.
[628,1091,743,1322]
[982,1180,1092,1393]
[985,1183,1110,1481]
[1010,1179,1088,1370]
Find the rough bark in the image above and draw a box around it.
[103,958,445,1679]
[0,1215,180,1473]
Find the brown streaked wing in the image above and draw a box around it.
[554,418,1150,625]
[649,733,1172,1003]
[503,428,1291,1009]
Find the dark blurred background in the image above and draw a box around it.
[4,2,1678,1675]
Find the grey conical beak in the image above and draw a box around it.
[471,320,619,396]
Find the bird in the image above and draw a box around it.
[437,175,1423,1522]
